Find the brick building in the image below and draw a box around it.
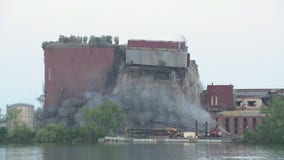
[43,46,115,109]
[201,84,283,136]
[213,110,263,136]
[206,84,234,112]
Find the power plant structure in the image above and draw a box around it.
[43,37,193,109]
[41,35,284,139]
[41,35,202,131]
[43,42,115,108]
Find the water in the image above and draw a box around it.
[1,143,284,160]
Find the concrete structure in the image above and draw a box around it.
[126,40,189,69]
[126,49,189,68]
[126,40,190,80]
[6,103,34,131]
[127,39,186,51]
[44,46,115,108]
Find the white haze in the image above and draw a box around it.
[75,61,212,131]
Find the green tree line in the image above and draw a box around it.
[244,96,284,144]
[0,101,126,144]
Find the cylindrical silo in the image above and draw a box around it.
[6,103,34,131]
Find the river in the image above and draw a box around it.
[0,143,284,160]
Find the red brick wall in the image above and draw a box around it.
[44,47,115,108]
[213,114,263,136]
[128,40,185,51]
[207,85,234,111]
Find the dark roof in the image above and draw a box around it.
[234,89,284,97]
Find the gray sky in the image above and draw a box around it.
[1,0,284,114]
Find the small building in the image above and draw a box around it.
[6,103,34,131]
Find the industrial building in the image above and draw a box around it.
[6,103,34,131]
[43,41,115,108]
[214,110,263,136]
[42,35,284,138]
[43,37,191,109]
[41,36,202,131]
[201,84,284,136]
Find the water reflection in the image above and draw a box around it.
[0,143,284,160]
[0,144,43,160]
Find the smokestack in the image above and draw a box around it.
[195,119,198,137]
[205,120,208,137]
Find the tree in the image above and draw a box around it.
[0,127,7,143]
[244,96,284,144]
[8,122,34,143]
[67,125,89,143]
[83,36,88,43]
[34,121,67,143]
[6,107,22,131]
[82,105,98,142]
[81,101,126,142]
[114,36,119,45]
[95,101,126,136]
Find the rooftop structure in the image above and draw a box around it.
[127,39,186,51]
[126,39,190,79]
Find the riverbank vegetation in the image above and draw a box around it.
[244,96,284,144]
[0,101,126,144]
[1,97,283,144]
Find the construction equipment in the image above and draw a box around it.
[208,124,222,137]
[164,127,183,137]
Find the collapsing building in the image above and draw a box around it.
[115,40,202,128]
[43,41,116,108]
[201,84,284,136]
[41,35,204,129]
[126,40,189,79]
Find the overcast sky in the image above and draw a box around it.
[0,0,283,114]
